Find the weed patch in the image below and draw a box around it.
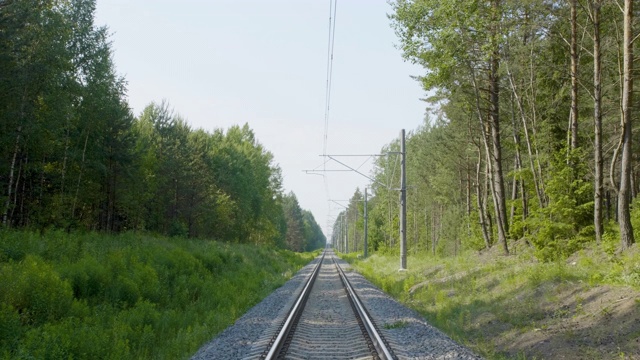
[383,320,409,329]
[345,246,640,359]
[0,230,315,359]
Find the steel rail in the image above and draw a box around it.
[262,251,325,360]
[332,256,396,360]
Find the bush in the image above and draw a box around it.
[115,300,161,357]
[526,149,594,261]
[0,256,73,325]
[59,255,109,300]
[0,303,22,354]
[0,230,315,359]
[630,198,640,242]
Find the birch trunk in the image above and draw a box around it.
[489,32,509,254]
[506,69,545,208]
[569,0,579,151]
[488,0,509,255]
[477,149,492,249]
[618,0,634,250]
[2,125,22,227]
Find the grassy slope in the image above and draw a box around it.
[0,230,316,360]
[342,243,640,359]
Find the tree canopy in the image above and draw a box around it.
[334,0,638,260]
[0,0,324,251]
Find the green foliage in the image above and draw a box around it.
[282,192,306,252]
[379,0,630,262]
[525,149,594,261]
[0,256,73,326]
[0,230,314,359]
[345,246,640,359]
[302,210,326,251]
[282,193,325,252]
[460,214,486,251]
[630,198,640,242]
[0,304,22,354]
[60,255,110,300]
[0,3,321,250]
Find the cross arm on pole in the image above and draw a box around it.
[302,169,352,173]
[324,155,389,189]
[330,200,348,209]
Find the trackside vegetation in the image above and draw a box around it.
[332,2,640,355]
[0,3,325,359]
[332,3,640,356]
[0,230,316,360]
[342,234,640,359]
[332,1,640,259]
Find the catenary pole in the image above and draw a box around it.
[400,129,407,270]
[345,213,349,253]
[339,213,343,252]
[339,214,343,252]
[354,205,358,252]
[364,188,368,258]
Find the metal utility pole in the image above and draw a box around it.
[345,214,349,253]
[364,188,368,258]
[333,217,342,251]
[339,214,343,252]
[354,206,358,252]
[341,216,344,252]
[339,215,342,253]
[400,129,407,270]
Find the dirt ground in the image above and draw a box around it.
[353,246,640,359]
[486,282,640,359]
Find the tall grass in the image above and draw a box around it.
[0,230,315,359]
[343,241,640,359]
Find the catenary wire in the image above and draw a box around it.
[322,0,338,239]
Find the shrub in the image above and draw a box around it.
[0,255,73,325]
[630,198,640,242]
[0,303,22,354]
[115,300,161,357]
[526,149,594,261]
[59,255,109,300]
[0,238,25,263]
[0,230,315,359]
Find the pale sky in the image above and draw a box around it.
[94,1,427,241]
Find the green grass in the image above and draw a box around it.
[0,230,316,360]
[342,241,640,359]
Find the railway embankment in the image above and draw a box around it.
[343,244,640,359]
[194,250,480,359]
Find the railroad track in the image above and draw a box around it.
[261,250,395,360]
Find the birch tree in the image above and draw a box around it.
[618,0,634,249]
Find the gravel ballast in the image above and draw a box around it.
[334,257,482,360]
[191,253,482,360]
[190,258,318,360]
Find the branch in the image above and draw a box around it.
[613,0,624,13]
[610,132,622,195]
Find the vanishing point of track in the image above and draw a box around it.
[261,250,395,360]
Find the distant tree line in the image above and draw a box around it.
[0,0,324,251]
[335,0,639,261]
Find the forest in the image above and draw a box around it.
[2,0,640,358]
[333,0,640,261]
[0,1,326,358]
[0,0,325,252]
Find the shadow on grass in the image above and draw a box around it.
[346,254,640,360]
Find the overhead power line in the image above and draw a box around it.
[322,0,338,237]
[323,0,338,157]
